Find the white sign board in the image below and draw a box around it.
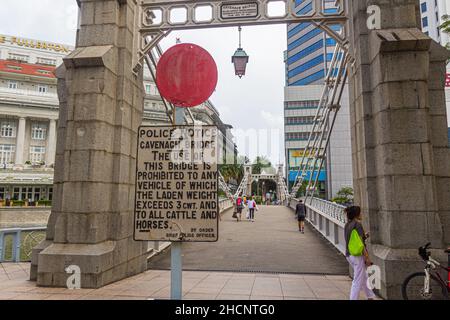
[220,2,259,19]
[134,126,219,242]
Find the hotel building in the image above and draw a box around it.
[0,34,236,205]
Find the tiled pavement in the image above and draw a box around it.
[0,262,376,300]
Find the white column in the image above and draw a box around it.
[14,117,26,166]
[45,119,57,166]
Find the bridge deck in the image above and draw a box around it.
[147,205,349,275]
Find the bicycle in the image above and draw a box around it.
[401,242,450,300]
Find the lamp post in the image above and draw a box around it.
[232,26,249,78]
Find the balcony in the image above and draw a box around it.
[0,87,58,105]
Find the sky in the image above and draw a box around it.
[0,0,288,167]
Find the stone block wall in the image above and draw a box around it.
[31,0,148,288]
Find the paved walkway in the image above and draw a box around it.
[148,205,348,275]
[0,205,368,300]
[0,263,359,300]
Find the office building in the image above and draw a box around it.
[284,0,353,199]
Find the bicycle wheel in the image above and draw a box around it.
[402,272,449,300]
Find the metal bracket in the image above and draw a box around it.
[134,0,350,72]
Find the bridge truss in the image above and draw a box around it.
[137,0,352,203]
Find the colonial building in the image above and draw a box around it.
[0,34,236,205]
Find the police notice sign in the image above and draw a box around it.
[134,126,219,242]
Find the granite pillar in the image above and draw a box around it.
[31,0,147,288]
[348,0,450,299]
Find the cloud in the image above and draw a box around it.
[261,110,284,128]
[0,1,287,166]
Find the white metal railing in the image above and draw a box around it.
[1,198,235,263]
[289,197,347,255]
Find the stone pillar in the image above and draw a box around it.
[32,0,147,288]
[14,117,26,166]
[348,0,450,299]
[45,119,57,166]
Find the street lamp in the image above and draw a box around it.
[232,26,249,78]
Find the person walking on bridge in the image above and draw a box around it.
[247,196,258,222]
[235,196,243,221]
[296,200,306,233]
[344,206,376,300]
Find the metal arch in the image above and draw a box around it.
[135,0,350,71]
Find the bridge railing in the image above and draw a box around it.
[289,197,347,255]
[1,198,235,263]
[0,227,46,262]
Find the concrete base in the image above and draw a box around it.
[34,241,147,288]
[370,244,448,300]
[30,239,52,281]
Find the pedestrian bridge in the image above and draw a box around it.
[2,198,349,275]
[147,203,348,275]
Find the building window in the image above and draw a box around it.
[145,84,157,95]
[31,123,47,140]
[422,17,428,28]
[38,85,48,94]
[421,2,427,13]
[36,57,56,66]
[8,53,29,63]
[34,187,41,201]
[285,100,320,109]
[13,187,20,200]
[48,187,53,201]
[0,187,5,200]
[29,146,45,164]
[7,81,18,90]
[286,116,315,125]
[37,70,51,76]
[6,65,22,71]
[0,121,16,138]
[0,144,15,164]
[11,186,43,201]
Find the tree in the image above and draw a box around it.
[219,155,247,183]
[440,15,450,34]
[439,15,450,62]
[251,156,272,174]
[331,187,354,205]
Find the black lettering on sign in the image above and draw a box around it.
[135,126,219,242]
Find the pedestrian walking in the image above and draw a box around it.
[344,206,376,300]
[247,196,258,222]
[296,200,306,233]
[234,196,243,221]
[265,192,271,205]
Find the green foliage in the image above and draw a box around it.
[219,162,244,183]
[251,156,272,174]
[439,15,450,33]
[253,196,263,205]
[439,15,450,63]
[295,181,309,198]
[12,200,25,207]
[331,186,354,205]
[38,200,52,207]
